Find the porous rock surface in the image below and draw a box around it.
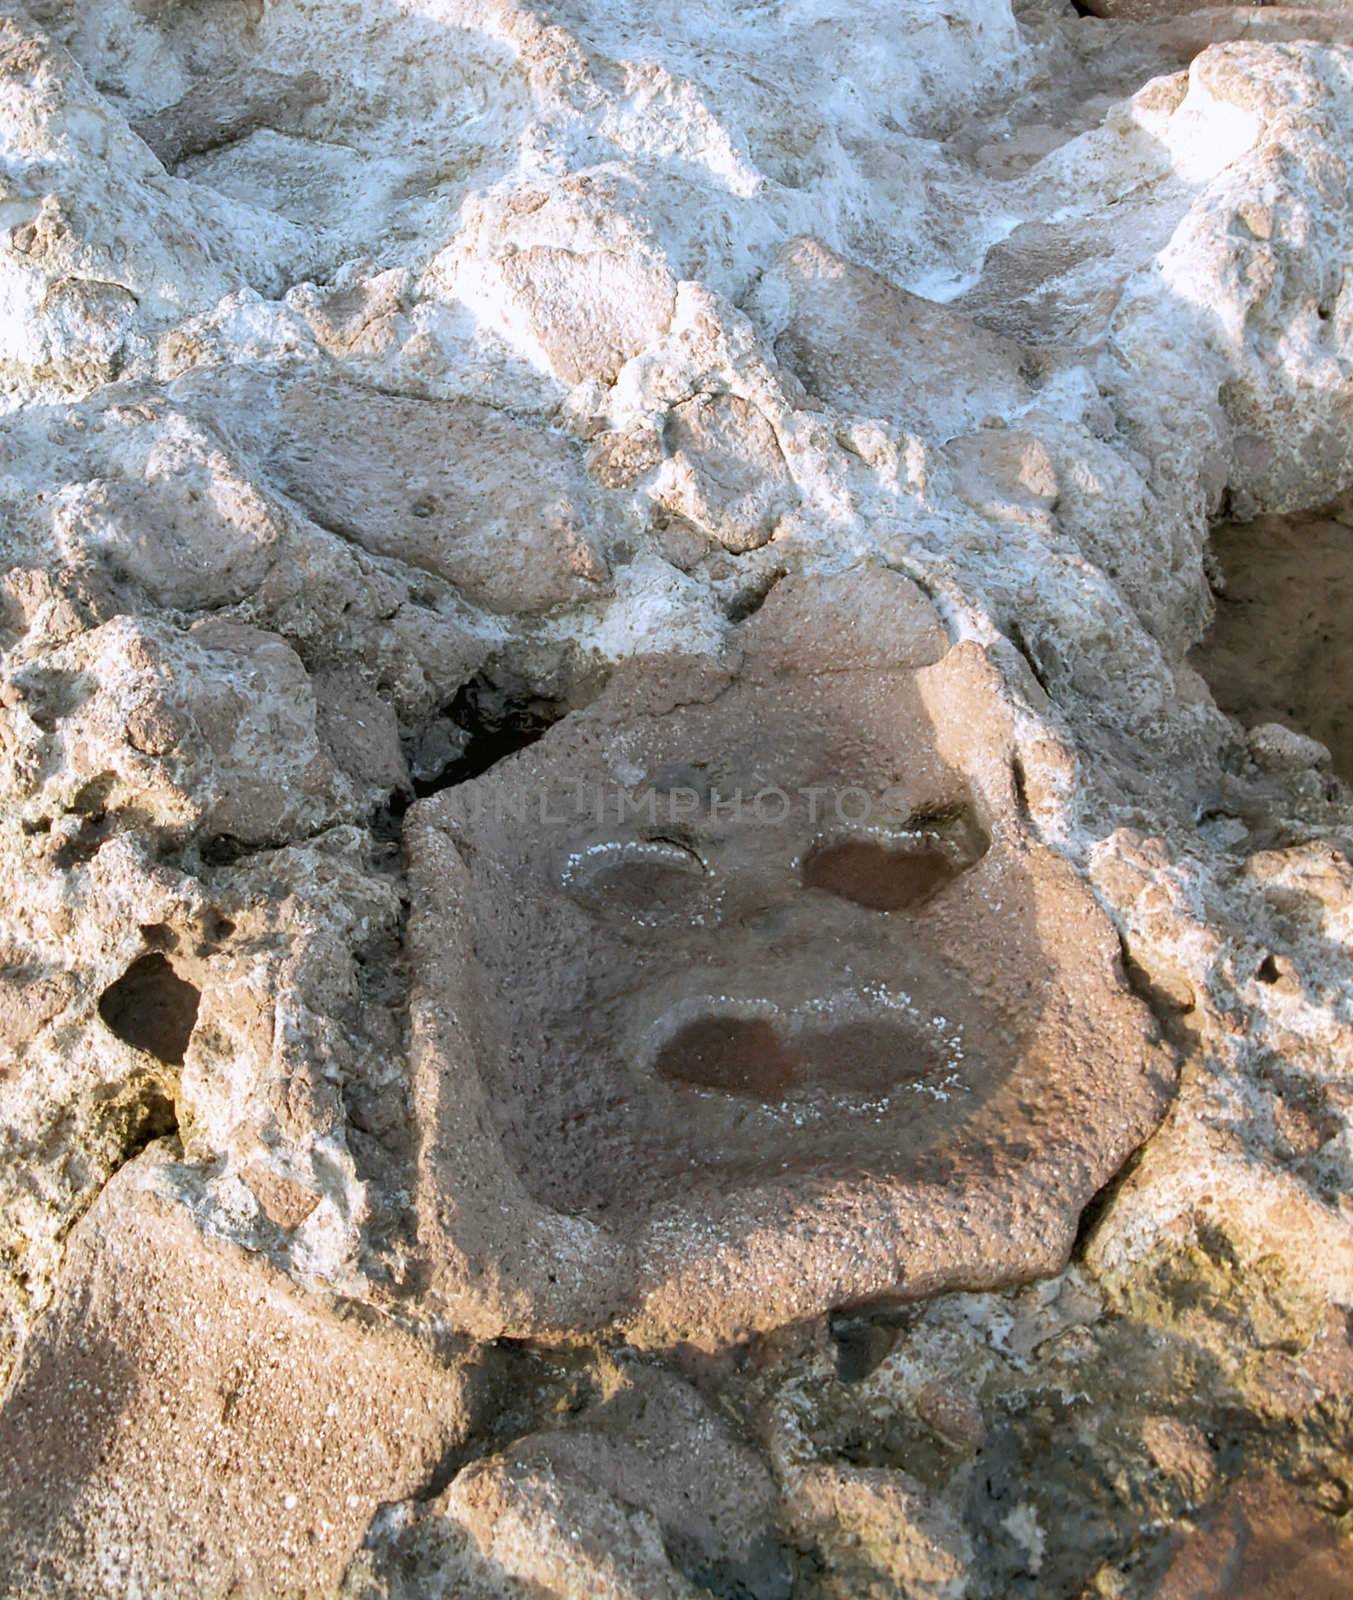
[1,0,1352,1593]
[408,567,1174,1343]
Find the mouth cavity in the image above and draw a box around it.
[650,996,962,1101]
[654,1014,798,1096]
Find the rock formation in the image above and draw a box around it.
[0,0,1351,1592]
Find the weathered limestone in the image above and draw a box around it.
[497,246,678,386]
[0,7,308,407]
[0,1152,473,1596]
[2,0,1353,1589]
[264,378,613,616]
[2,614,398,845]
[348,1363,789,1600]
[758,236,1031,440]
[1190,509,1353,781]
[661,392,799,550]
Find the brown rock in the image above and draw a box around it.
[761,236,1030,440]
[1141,1416,1218,1505]
[1079,0,1226,19]
[589,424,665,489]
[243,1160,322,1230]
[1191,512,1353,784]
[914,1377,987,1452]
[1152,1475,1352,1599]
[405,566,1176,1345]
[132,69,327,169]
[347,1363,788,1599]
[0,967,74,1050]
[0,1153,472,1596]
[311,667,410,795]
[662,393,799,551]
[124,699,185,755]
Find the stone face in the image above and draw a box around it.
[0,1152,472,1597]
[407,568,1175,1345]
[3,0,1353,1590]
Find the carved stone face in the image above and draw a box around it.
[407,571,1175,1346]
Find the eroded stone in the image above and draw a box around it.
[661,392,799,551]
[0,1151,472,1595]
[265,377,612,615]
[1152,1474,1352,1599]
[346,1363,788,1600]
[1191,509,1353,782]
[499,245,677,386]
[758,236,1030,440]
[406,568,1175,1345]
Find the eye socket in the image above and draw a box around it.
[802,806,987,912]
[561,837,707,919]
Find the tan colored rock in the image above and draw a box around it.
[786,1465,973,1600]
[243,1160,322,1230]
[1080,0,1271,20]
[1140,1416,1218,1505]
[1190,512,1353,782]
[347,1362,788,1600]
[12,385,489,732]
[311,667,410,797]
[759,236,1030,440]
[51,420,284,613]
[589,422,665,489]
[0,964,75,1051]
[914,1378,987,1453]
[403,1452,703,1600]
[499,246,676,385]
[266,377,611,615]
[0,1151,473,1597]
[2,615,387,846]
[661,392,799,551]
[1086,1106,1353,1318]
[0,10,308,406]
[290,268,409,358]
[406,567,1175,1345]
[948,428,1059,526]
[132,67,326,168]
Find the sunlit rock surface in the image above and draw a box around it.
[1,0,1351,1591]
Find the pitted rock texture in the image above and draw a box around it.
[346,1362,792,1599]
[407,569,1175,1344]
[0,1152,475,1596]
[1,0,1353,1593]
